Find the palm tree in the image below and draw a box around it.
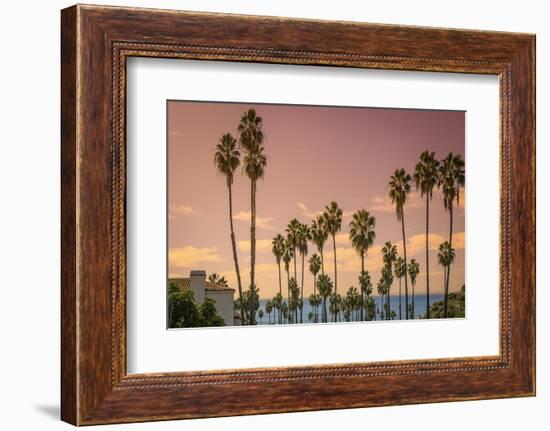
[437,241,456,318]
[281,238,294,323]
[258,309,264,324]
[214,133,245,324]
[394,256,406,320]
[265,301,273,324]
[323,202,343,321]
[309,254,321,295]
[297,223,311,323]
[381,264,394,320]
[439,153,465,317]
[329,293,342,323]
[349,209,376,321]
[288,278,300,323]
[207,273,228,287]
[382,241,397,320]
[317,274,333,323]
[310,215,328,275]
[286,219,301,281]
[309,254,322,321]
[413,151,440,319]
[389,168,412,319]
[308,293,322,323]
[359,270,373,320]
[272,293,283,325]
[238,109,266,325]
[272,234,285,301]
[408,259,420,319]
[377,272,388,320]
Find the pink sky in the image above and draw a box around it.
[168,101,465,299]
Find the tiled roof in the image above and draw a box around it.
[168,278,235,292]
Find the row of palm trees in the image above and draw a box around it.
[214,108,464,324]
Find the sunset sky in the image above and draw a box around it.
[168,101,465,299]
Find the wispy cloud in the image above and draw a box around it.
[169,246,222,268]
[394,232,466,257]
[233,211,275,230]
[297,202,319,218]
[369,192,422,214]
[238,239,272,253]
[169,204,199,217]
[297,202,355,221]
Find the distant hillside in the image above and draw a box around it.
[424,285,465,318]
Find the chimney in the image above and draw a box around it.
[190,270,206,303]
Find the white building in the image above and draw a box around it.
[169,270,235,326]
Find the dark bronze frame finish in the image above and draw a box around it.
[61,4,536,425]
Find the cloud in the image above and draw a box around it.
[369,192,422,214]
[169,204,198,217]
[233,211,275,230]
[394,232,466,257]
[297,202,319,219]
[238,239,272,253]
[169,246,222,268]
[220,263,280,288]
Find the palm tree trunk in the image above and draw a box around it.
[445,204,454,318]
[227,181,245,324]
[332,233,337,322]
[300,253,305,323]
[248,180,257,325]
[426,195,430,319]
[401,211,409,320]
[398,277,402,320]
[286,269,290,324]
[277,262,282,324]
[411,282,415,319]
[320,248,325,276]
[360,254,365,321]
[386,288,390,321]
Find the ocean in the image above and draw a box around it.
[256,294,445,324]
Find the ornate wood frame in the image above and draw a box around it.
[61,4,536,425]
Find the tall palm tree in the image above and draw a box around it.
[323,202,343,321]
[439,153,465,317]
[214,133,245,324]
[394,256,406,320]
[272,235,285,295]
[281,238,294,323]
[238,109,266,325]
[349,209,376,321]
[437,241,456,318]
[389,168,412,319]
[297,223,311,323]
[382,242,397,320]
[310,215,328,275]
[317,274,333,323]
[413,151,440,319]
[408,259,420,319]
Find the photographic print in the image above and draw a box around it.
[167,101,465,328]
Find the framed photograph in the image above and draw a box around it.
[61,4,535,425]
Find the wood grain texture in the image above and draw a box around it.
[60,4,536,425]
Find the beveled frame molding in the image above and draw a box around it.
[61,4,535,425]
